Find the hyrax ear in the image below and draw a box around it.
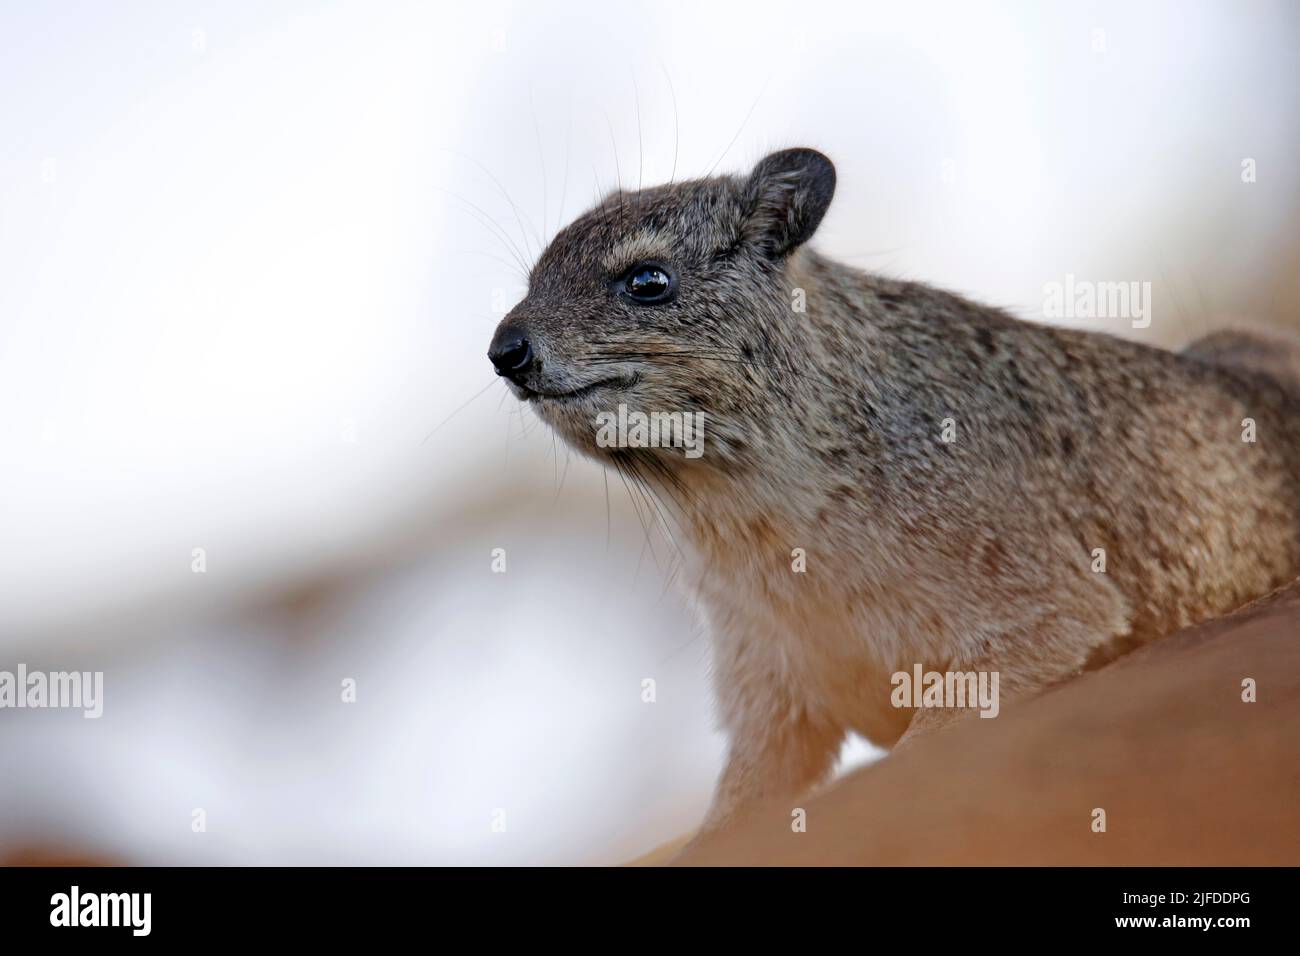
[743,148,836,258]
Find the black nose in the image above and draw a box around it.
[488,330,534,379]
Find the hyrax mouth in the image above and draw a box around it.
[519,374,637,403]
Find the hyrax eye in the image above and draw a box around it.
[621,264,675,304]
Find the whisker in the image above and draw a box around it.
[705,73,772,177]
[551,444,572,507]
[440,147,542,265]
[632,69,643,193]
[603,468,612,554]
[625,454,688,579]
[659,59,679,186]
[604,111,624,214]
[421,378,501,445]
[612,454,659,577]
[556,100,573,237]
[448,248,527,281]
[433,186,531,276]
[530,87,549,242]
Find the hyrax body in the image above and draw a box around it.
[487,148,1300,831]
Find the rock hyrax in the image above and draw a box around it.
[487,147,1300,832]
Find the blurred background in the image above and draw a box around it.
[1,0,1298,864]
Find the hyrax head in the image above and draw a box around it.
[487,147,835,464]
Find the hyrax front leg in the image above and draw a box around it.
[700,698,844,834]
